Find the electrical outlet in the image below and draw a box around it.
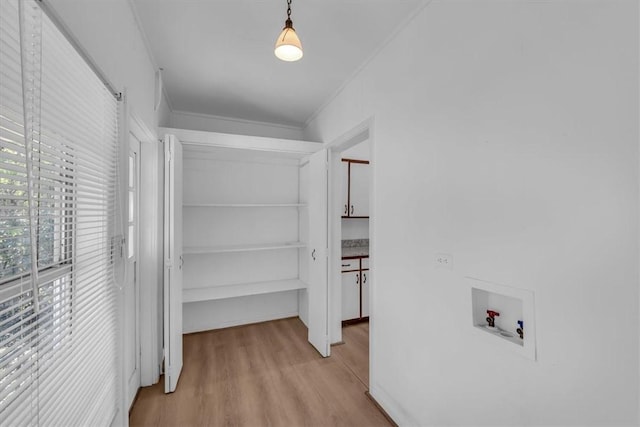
[435,253,453,270]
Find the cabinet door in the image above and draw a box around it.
[349,162,369,217]
[341,271,360,321]
[163,134,183,393]
[341,161,349,216]
[361,270,370,318]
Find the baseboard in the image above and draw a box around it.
[369,383,420,426]
[182,291,300,333]
[365,391,398,427]
[184,310,300,333]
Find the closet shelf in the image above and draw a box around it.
[183,203,307,208]
[183,241,306,254]
[183,279,307,303]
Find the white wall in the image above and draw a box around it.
[170,110,305,141]
[183,292,299,333]
[342,140,371,161]
[48,0,163,132]
[307,1,639,425]
[341,219,369,240]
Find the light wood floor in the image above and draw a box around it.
[129,318,389,427]
[332,322,369,388]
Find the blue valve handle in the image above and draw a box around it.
[517,320,524,328]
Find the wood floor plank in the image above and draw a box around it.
[129,318,390,427]
[332,322,370,387]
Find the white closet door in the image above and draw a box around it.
[307,148,329,357]
[349,162,370,217]
[163,134,183,393]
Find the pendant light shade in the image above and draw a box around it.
[275,0,303,61]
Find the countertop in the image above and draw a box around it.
[341,239,369,259]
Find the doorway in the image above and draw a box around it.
[327,120,373,387]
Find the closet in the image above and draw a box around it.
[162,128,329,393]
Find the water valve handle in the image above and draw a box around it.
[486,310,500,318]
[516,320,524,339]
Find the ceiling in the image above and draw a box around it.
[131,0,426,128]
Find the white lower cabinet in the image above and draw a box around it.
[341,270,360,321]
[361,270,370,318]
[341,256,369,322]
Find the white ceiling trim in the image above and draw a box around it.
[171,109,304,131]
[302,0,434,131]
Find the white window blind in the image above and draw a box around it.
[0,0,121,425]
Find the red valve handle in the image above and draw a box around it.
[486,310,500,318]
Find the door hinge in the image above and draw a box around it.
[166,150,172,162]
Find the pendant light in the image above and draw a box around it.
[274,0,303,62]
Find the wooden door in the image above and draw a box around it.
[163,134,183,393]
[307,148,329,357]
[349,162,369,217]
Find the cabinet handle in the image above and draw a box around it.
[342,264,350,267]
[312,249,316,261]
[363,273,366,284]
[344,204,348,215]
[350,205,354,215]
[356,274,359,284]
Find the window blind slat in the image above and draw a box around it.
[0,0,121,425]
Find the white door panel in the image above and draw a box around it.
[307,149,329,357]
[163,134,183,393]
[361,271,370,318]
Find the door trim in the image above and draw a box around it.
[129,112,161,389]
[125,131,141,409]
[323,117,374,346]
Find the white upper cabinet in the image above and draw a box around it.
[349,161,370,217]
[342,159,370,218]
[341,160,350,216]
